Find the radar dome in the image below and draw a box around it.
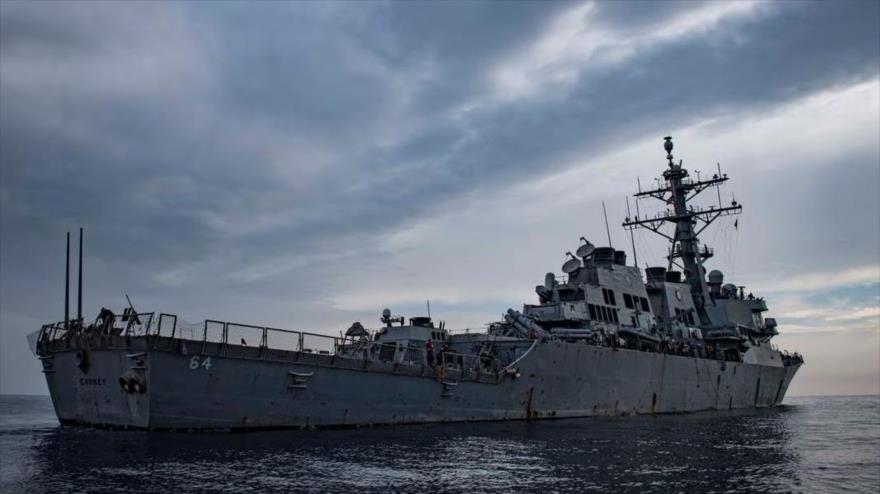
[708,270,724,285]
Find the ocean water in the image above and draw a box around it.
[0,395,878,493]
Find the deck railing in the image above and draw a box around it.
[38,312,156,342]
[36,312,347,357]
[150,313,347,356]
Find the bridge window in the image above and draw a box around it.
[559,287,585,302]
[589,304,620,324]
[602,288,617,306]
[623,293,634,309]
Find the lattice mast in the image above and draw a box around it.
[622,137,741,322]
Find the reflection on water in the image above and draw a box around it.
[1,395,878,493]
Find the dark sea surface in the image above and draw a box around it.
[1,395,878,493]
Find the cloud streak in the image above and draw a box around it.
[490,0,769,100]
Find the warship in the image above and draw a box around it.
[29,137,803,430]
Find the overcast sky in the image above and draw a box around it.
[1,1,878,397]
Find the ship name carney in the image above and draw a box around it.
[79,377,106,386]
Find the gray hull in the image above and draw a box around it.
[40,336,800,430]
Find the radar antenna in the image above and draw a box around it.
[576,237,595,258]
[622,136,742,319]
[562,252,582,274]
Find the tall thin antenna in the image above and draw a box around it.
[716,162,723,207]
[602,200,613,248]
[426,300,431,319]
[626,197,637,267]
[64,232,70,330]
[77,227,83,321]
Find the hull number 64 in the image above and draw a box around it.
[189,356,213,370]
